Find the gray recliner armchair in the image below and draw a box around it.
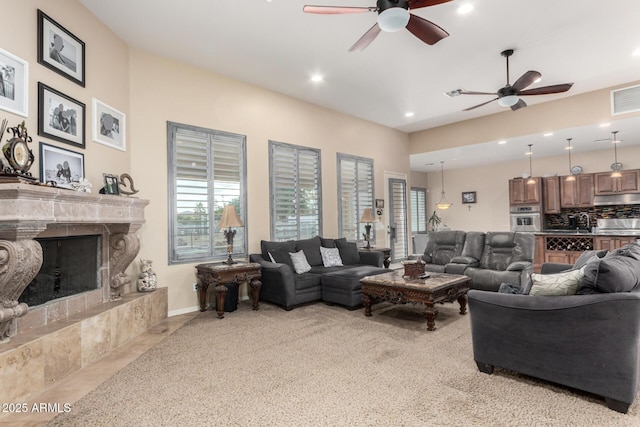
[420,230,466,273]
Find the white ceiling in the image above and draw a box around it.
[79,0,640,171]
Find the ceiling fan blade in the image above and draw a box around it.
[463,98,499,111]
[303,5,376,14]
[407,0,453,10]
[511,70,542,92]
[518,83,574,96]
[511,99,527,111]
[459,90,497,96]
[349,23,382,52]
[406,14,449,45]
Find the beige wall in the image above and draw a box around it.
[128,50,410,314]
[1,0,130,187]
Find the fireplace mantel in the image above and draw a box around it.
[0,183,148,240]
[0,183,149,343]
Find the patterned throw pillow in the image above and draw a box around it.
[529,267,585,296]
[320,246,343,267]
[289,250,312,274]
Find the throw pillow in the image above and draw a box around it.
[335,239,360,265]
[573,249,607,269]
[529,267,585,296]
[579,251,640,294]
[289,250,312,274]
[498,283,524,294]
[261,240,295,260]
[320,246,343,267]
[295,236,323,266]
[320,237,337,248]
[268,249,295,271]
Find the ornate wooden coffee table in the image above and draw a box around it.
[360,270,471,331]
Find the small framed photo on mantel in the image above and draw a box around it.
[39,142,84,189]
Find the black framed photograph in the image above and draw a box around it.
[39,142,85,189]
[0,48,29,117]
[462,191,477,204]
[37,9,85,87]
[38,82,85,148]
[375,199,384,208]
[92,98,126,151]
[103,173,120,195]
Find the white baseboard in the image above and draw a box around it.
[168,296,250,318]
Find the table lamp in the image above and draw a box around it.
[218,205,244,265]
[359,208,376,249]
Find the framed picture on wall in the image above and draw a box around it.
[37,9,85,87]
[0,48,29,117]
[38,82,85,148]
[462,191,477,204]
[92,98,126,151]
[39,142,85,189]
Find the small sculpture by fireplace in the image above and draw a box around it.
[0,183,148,343]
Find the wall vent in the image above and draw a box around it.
[611,84,640,115]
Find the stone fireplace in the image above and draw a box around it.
[0,183,149,342]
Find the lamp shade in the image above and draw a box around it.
[377,7,410,32]
[217,205,244,228]
[359,208,376,223]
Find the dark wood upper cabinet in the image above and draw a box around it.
[542,176,561,213]
[560,174,594,208]
[594,169,640,195]
[509,177,541,205]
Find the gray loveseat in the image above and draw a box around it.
[468,243,640,412]
[416,230,535,292]
[249,236,387,310]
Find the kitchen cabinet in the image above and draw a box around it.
[544,251,582,265]
[534,235,545,272]
[509,177,541,205]
[595,236,639,251]
[560,173,594,208]
[541,234,594,266]
[594,169,640,195]
[542,176,561,214]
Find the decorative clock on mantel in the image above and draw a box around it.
[0,121,37,183]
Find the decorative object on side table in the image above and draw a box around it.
[0,120,37,183]
[218,204,244,265]
[137,259,157,292]
[402,256,425,278]
[359,207,376,249]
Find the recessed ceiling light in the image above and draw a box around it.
[543,132,553,137]
[457,3,474,14]
[633,47,640,57]
[599,122,611,127]
[498,140,507,145]
[405,112,415,117]
[310,74,323,83]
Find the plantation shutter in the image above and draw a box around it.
[410,188,427,233]
[338,154,374,243]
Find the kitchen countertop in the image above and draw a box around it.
[535,230,640,236]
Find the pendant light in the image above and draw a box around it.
[611,131,622,178]
[436,161,452,210]
[565,138,576,182]
[526,144,536,185]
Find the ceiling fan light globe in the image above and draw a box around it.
[377,7,409,32]
[498,95,519,107]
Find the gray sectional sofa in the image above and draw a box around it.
[417,230,535,291]
[249,236,387,310]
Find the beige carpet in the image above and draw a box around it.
[48,300,638,426]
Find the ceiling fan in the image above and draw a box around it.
[303,0,451,52]
[460,49,574,112]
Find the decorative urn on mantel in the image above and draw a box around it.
[0,183,149,343]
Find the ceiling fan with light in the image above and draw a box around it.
[303,0,451,52]
[460,49,574,112]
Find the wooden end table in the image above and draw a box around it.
[360,270,470,331]
[360,247,392,268]
[195,262,262,319]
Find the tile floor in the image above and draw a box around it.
[0,312,198,427]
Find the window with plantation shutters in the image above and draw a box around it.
[269,141,322,240]
[410,187,427,233]
[338,153,374,243]
[167,122,247,264]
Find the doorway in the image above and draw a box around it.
[388,177,408,262]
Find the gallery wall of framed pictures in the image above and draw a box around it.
[0,7,129,191]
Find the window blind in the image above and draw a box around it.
[338,154,374,242]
